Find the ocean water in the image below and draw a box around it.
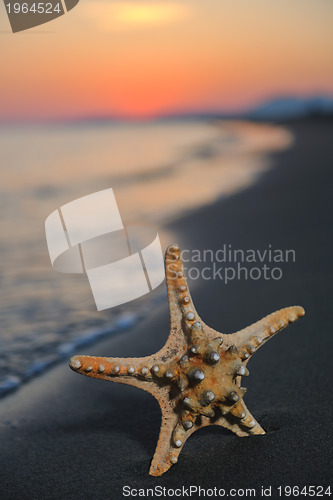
[0,119,292,397]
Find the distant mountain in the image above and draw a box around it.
[246,96,333,121]
[152,95,333,123]
[8,95,332,125]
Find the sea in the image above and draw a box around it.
[0,119,292,397]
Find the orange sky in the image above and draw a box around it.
[1,0,333,120]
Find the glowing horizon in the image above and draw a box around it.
[0,0,333,120]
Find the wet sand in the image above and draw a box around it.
[0,119,332,499]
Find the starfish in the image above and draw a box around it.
[69,244,305,476]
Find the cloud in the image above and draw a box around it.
[80,2,190,31]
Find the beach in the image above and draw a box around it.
[0,118,332,498]
[0,119,290,394]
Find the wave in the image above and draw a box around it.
[0,291,165,398]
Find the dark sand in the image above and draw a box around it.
[0,119,332,499]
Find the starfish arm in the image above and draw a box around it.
[149,402,180,476]
[228,306,305,361]
[69,354,168,389]
[165,244,184,332]
[215,399,265,437]
[165,244,207,345]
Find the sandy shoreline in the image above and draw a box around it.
[117,120,293,227]
[0,119,332,499]
[0,119,292,391]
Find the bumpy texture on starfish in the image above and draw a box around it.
[69,244,305,476]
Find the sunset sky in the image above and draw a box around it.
[1,0,333,120]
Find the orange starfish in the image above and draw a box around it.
[69,244,305,476]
